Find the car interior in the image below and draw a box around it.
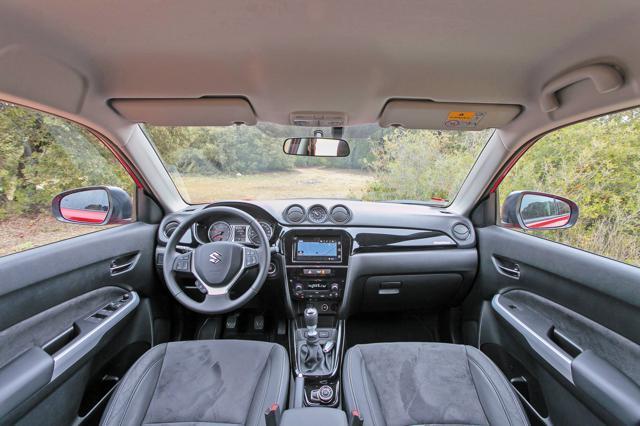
[1,1,640,425]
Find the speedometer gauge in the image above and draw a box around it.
[208,221,231,242]
[249,221,273,244]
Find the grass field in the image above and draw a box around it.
[175,167,374,203]
[0,167,374,257]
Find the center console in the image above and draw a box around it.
[282,230,350,407]
[286,233,349,315]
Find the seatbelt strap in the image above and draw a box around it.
[265,403,280,426]
[350,409,364,426]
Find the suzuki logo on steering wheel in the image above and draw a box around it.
[209,251,223,264]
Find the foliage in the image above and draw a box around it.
[0,102,132,219]
[500,109,640,266]
[361,128,490,201]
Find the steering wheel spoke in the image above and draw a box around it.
[200,292,234,312]
[172,251,193,274]
[243,246,260,268]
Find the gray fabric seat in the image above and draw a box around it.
[343,342,528,426]
[101,340,289,426]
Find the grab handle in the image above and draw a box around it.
[540,64,623,112]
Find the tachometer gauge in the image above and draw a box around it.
[249,221,273,244]
[208,221,231,242]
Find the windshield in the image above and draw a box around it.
[146,123,492,205]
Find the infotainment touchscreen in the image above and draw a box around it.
[293,237,342,262]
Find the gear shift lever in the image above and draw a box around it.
[300,307,326,372]
[304,307,318,339]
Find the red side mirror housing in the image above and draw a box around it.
[51,186,132,225]
[501,190,579,230]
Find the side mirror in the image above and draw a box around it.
[52,186,132,225]
[501,191,579,230]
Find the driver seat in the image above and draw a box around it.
[100,340,289,426]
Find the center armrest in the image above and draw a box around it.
[280,407,348,426]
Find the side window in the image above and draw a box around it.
[499,107,640,267]
[0,101,135,257]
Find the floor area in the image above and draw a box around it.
[181,309,450,353]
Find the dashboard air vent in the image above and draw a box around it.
[452,223,471,241]
[163,221,180,238]
[285,205,306,223]
[330,205,351,223]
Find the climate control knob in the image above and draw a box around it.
[330,283,340,298]
[294,283,304,298]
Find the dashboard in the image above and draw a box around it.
[155,199,479,318]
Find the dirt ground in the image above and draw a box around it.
[0,213,104,257]
[176,167,373,203]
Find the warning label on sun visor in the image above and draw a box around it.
[444,111,486,129]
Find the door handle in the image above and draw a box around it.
[492,256,520,279]
[550,327,583,358]
[497,264,520,279]
[109,253,139,275]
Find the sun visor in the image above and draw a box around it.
[379,100,521,130]
[110,97,257,126]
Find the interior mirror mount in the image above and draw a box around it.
[283,137,350,157]
[52,186,133,225]
[501,190,579,230]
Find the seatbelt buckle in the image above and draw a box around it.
[350,409,364,426]
[264,403,280,426]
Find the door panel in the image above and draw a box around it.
[0,223,157,329]
[0,222,158,425]
[468,226,640,425]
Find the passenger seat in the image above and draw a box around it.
[343,342,528,426]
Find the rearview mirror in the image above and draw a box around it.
[283,137,350,157]
[501,191,579,230]
[52,186,133,225]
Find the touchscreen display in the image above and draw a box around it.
[297,240,337,257]
[293,237,341,262]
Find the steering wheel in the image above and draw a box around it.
[162,206,271,314]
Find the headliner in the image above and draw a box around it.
[1,0,640,125]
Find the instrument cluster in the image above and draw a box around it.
[193,218,274,245]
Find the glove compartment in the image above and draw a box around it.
[362,273,464,311]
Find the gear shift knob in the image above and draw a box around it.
[304,307,318,336]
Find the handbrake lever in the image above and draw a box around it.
[323,340,335,353]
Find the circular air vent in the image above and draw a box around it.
[163,221,180,238]
[330,205,351,224]
[284,204,306,223]
[452,223,471,241]
[307,205,329,223]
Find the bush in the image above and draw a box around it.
[0,102,132,219]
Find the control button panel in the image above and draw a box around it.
[289,278,344,300]
[305,380,339,407]
[310,385,334,403]
[86,292,133,323]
